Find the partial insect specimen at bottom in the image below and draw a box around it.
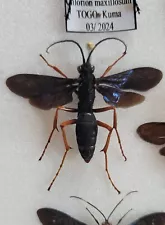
[137,122,165,156]
[37,191,137,225]
[6,38,162,193]
[37,192,165,225]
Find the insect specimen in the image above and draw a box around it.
[137,122,165,156]
[37,191,137,225]
[37,207,165,225]
[6,38,162,193]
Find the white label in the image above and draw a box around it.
[65,0,137,33]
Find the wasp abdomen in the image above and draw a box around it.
[76,113,98,163]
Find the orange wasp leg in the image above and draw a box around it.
[39,106,78,161]
[97,120,120,194]
[94,106,126,161]
[100,51,126,78]
[40,54,68,78]
[47,119,77,191]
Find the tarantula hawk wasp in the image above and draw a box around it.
[6,38,162,193]
[65,0,140,21]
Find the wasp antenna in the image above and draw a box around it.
[116,209,133,225]
[107,191,137,220]
[87,37,127,63]
[46,40,86,64]
[70,196,106,221]
[86,207,100,225]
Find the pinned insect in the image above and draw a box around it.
[137,122,165,156]
[6,38,162,193]
[37,191,137,225]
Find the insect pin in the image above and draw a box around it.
[87,42,95,51]
[6,38,162,193]
[37,191,137,225]
[137,122,165,156]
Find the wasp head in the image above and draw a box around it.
[77,63,95,74]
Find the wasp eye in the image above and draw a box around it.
[78,66,82,71]
[91,65,95,70]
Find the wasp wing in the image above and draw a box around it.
[131,213,165,225]
[96,84,145,108]
[96,68,162,107]
[37,208,87,225]
[115,91,145,108]
[6,74,79,110]
[98,68,162,91]
[159,147,165,156]
[137,122,165,145]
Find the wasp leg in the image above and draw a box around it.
[39,106,78,161]
[100,52,126,78]
[94,106,126,161]
[47,119,77,191]
[39,54,67,78]
[97,120,120,194]
[116,209,133,225]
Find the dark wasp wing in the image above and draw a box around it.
[159,147,165,156]
[131,212,165,225]
[6,74,79,110]
[96,68,162,107]
[96,84,145,108]
[98,68,162,91]
[137,122,165,145]
[37,208,87,225]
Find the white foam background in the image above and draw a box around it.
[1,0,165,224]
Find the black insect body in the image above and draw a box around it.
[76,64,97,163]
[6,38,162,193]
